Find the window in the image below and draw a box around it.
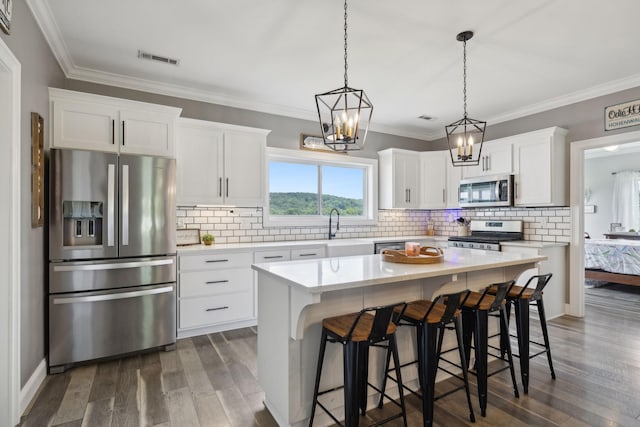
[265,148,377,226]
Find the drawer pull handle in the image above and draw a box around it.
[298,253,317,257]
[206,306,229,312]
[205,259,229,263]
[263,255,283,259]
[205,280,229,284]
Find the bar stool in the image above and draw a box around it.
[378,290,475,427]
[459,281,519,417]
[309,302,408,427]
[501,273,556,394]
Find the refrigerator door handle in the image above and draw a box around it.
[122,164,129,246]
[52,258,174,272]
[107,164,116,247]
[52,285,174,305]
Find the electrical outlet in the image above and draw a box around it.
[448,213,455,222]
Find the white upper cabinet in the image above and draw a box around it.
[50,88,181,157]
[462,140,513,178]
[513,127,568,206]
[446,152,463,208]
[175,118,270,206]
[379,149,420,209]
[419,151,447,209]
[176,122,224,205]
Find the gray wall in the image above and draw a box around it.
[0,3,65,386]
[64,80,429,158]
[585,152,640,238]
[429,85,640,149]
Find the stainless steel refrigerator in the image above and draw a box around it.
[49,148,176,373]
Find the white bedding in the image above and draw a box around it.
[585,239,640,275]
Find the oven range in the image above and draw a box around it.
[448,220,523,251]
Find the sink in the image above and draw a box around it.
[326,239,374,257]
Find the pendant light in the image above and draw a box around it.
[446,31,486,167]
[315,0,373,152]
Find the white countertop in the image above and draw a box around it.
[177,235,448,254]
[500,240,568,248]
[251,247,546,293]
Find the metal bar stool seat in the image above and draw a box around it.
[456,281,520,417]
[493,273,556,394]
[379,290,475,427]
[309,302,408,427]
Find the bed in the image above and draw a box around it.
[585,239,640,286]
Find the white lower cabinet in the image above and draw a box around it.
[178,250,255,337]
[500,244,567,320]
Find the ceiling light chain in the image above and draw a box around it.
[343,0,348,88]
[445,30,486,167]
[315,0,373,152]
[463,35,467,118]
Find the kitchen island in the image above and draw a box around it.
[252,248,546,427]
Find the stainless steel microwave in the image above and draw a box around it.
[458,174,514,207]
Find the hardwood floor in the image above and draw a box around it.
[20,286,640,426]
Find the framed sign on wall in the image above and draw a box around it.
[31,113,44,227]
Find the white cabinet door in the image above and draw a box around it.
[51,98,119,152]
[379,149,420,209]
[420,151,447,209]
[513,127,567,206]
[393,151,420,208]
[462,141,513,178]
[120,109,175,157]
[223,130,265,206]
[446,154,462,208]
[176,123,224,205]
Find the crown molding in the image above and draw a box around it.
[487,73,640,126]
[26,0,74,75]
[28,0,640,144]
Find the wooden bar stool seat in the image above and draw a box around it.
[323,313,397,342]
[309,302,408,427]
[379,290,475,427]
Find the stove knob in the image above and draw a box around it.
[479,244,485,249]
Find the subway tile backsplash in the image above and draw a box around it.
[176,206,571,245]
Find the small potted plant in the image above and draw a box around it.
[201,233,214,246]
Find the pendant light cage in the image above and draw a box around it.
[315,0,373,152]
[446,30,486,167]
[316,87,373,151]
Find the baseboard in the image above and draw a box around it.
[20,358,47,416]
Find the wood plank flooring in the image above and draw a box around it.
[20,285,640,426]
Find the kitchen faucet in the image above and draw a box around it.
[328,208,340,240]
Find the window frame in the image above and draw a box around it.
[264,147,378,227]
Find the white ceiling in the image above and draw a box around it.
[27,0,640,140]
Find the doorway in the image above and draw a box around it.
[0,37,21,426]
[569,129,640,317]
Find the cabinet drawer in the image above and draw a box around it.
[254,249,291,263]
[180,268,253,298]
[179,292,254,329]
[180,252,252,271]
[291,246,326,260]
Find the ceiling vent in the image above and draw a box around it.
[137,50,180,66]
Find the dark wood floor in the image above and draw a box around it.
[20,284,640,427]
